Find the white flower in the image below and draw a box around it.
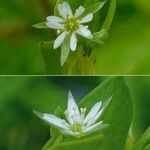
[46,2,93,51]
[34,91,107,137]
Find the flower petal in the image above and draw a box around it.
[93,107,104,122]
[74,6,85,17]
[46,21,64,29]
[58,2,73,19]
[42,113,69,130]
[76,25,93,39]
[84,101,102,124]
[68,91,80,115]
[63,2,73,16]
[53,31,67,49]
[86,107,104,127]
[70,32,77,51]
[84,121,103,133]
[62,129,80,137]
[80,13,93,24]
[67,91,80,125]
[46,16,64,23]
[58,3,68,19]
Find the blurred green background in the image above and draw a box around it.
[0,76,149,149]
[0,0,150,74]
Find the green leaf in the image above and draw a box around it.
[79,77,133,150]
[68,54,95,75]
[44,77,133,150]
[42,137,57,150]
[48,135,104,150]
[32,22,48,29]
[40,41,63,74]
[133,127,150,150]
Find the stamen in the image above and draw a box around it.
[57,30,61,34]
[64,17,80,31]
[71,123,82,132]
[80,107,86,119]
[64,110,68,115]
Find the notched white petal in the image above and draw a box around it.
[70,32,77,51]
[63,2,73,16]
[46,16,64,23]
[53,31,67,49]
[58,3,68,19]
[80,13,93,24]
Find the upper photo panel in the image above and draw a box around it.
[0,0,150,75]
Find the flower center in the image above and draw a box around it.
[64,17,79,31]
[71,123,82,132]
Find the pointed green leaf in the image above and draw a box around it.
[80,77,133,150]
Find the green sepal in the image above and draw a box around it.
[32,22,48,29]
[93,29,108,41]
[79,1,107,19]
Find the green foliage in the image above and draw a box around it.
[0,77,66,150]
[0,77,150,149]
[0,0,149,74]
[42,77,133,150]
[40,42,64,74]
[133,127,150,150]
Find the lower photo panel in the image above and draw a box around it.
[0,76,149,150]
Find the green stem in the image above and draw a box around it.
[102,0,116,31]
